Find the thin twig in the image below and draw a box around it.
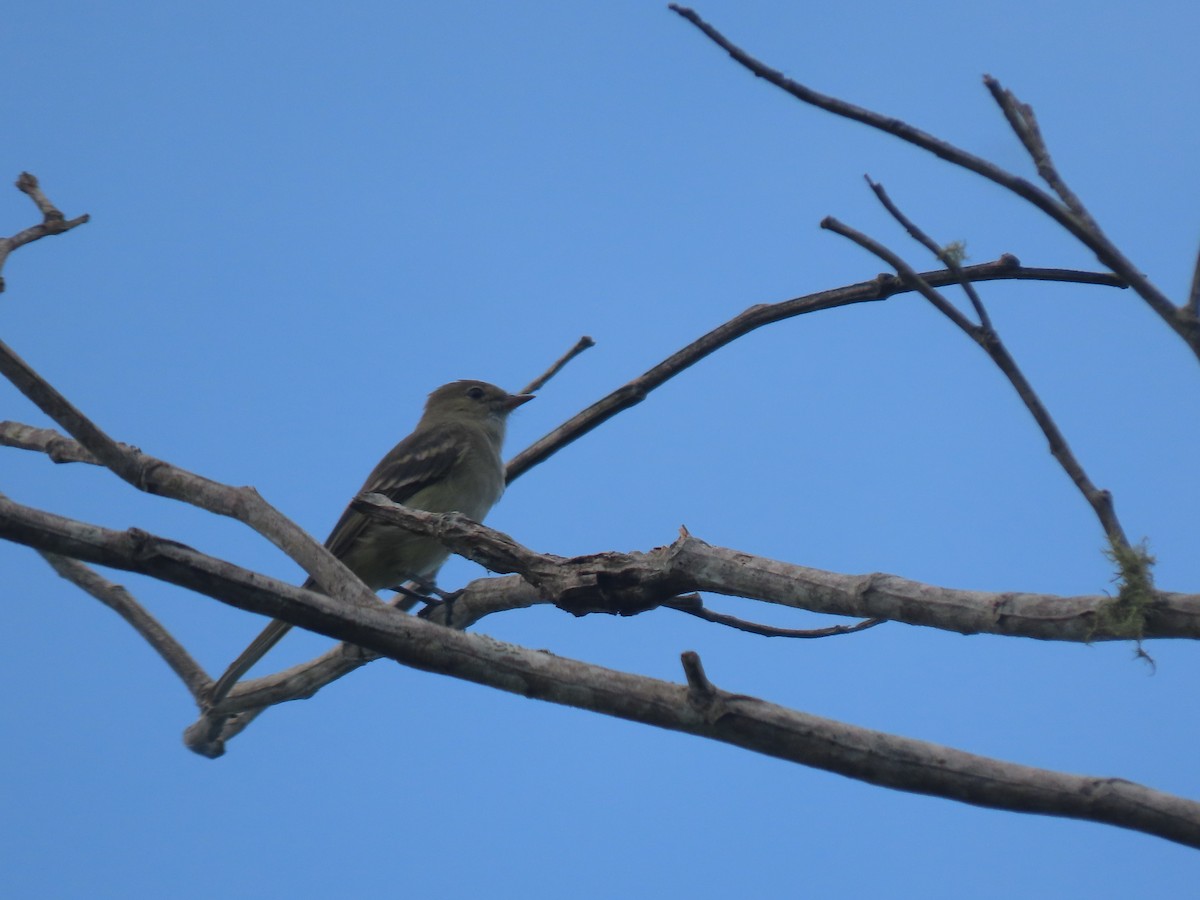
[519,335,595,395]
[0,173,90,293]
[864,176,993,332]
[0,263,1124,493]
[666,8,1073,238]
[821,215,1130,549]
[680,650,718,705]
[1187,242,1200,320]
[39,549,211,696]
[666,594,885,638]
[505,261,1125,483]
[16,172,71,218]
[0,251,1134,558]
[820,219,977,332]
[0,337,177,486]
[982,78,1090,222]
[668,7,1198,360]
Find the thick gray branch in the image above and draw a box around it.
[0,340,379,614]
[349,498,1200,643]
[3,493,1198,848]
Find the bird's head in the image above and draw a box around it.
[421,380,534,437]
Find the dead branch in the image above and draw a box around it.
[0,335,384,614]
[506,259,1124,483]
[3,493,1198,846]
[0,173,89,293]
[665,595,885,638]
[668,6,1200,361]
[6,493,1199,726]
[519,335,595,394]
[823,179,1136,558]
[41,551,210,694]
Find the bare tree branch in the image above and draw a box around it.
[1187,242,1200,320]
[680,649,716,700]
[7,480,1199,751]
[981,78,1092,222]
[0,173,89,293]
[519,335,595,395]
[860,181,1141,559]
[820,213,1132,551]
[0,260,1127,501]
[198,521,1200,725]
[9,491,1199,656]
[666,594,885,638]
[0,336,383,614]
[667,6,1200,361]
[863,175,993,331]
[39,549,210,695]
[0,420,107,464]
[344,499,1199,641]
[4,148,1192,851]
[506,259,1125,483]
[3,492,1197,846]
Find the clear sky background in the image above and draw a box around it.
[4,2,1200,896]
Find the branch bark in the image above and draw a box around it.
[3,143,1193,852]
[0,336,386,615]
[4,493,1199,848]
[0,173,90,293]
[667,5,1200,362]
[821,204,1132,552]
[40,551,211,695]
[506,259,1124,482]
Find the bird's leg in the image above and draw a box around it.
[415,587,466,625]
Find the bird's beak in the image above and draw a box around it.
[501,393,535,411]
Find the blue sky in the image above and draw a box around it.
[4,1,1200,896]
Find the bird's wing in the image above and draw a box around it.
[212,425,472,701]
[321,421,469,562]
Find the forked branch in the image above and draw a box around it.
[821,207,1131,552]
[3,493,1199,847]
[668,5,1200,360]
[0,173,90,293]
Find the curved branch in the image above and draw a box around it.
[0,338,381,615]
[821,204,1132,551]
[40,551,210,694]
[1,258,1128,515]
[666,595,885,638]
[506,259,1124,482]
[2,493,1197,847]
[667,6,1200,361]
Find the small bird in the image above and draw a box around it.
[208,380,533,704]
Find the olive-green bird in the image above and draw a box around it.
[209,380,533,704]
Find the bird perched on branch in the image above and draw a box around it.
[208,379,534,705]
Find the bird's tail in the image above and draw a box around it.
[208,618,294,706]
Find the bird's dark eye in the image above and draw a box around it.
[466,386,485,400]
